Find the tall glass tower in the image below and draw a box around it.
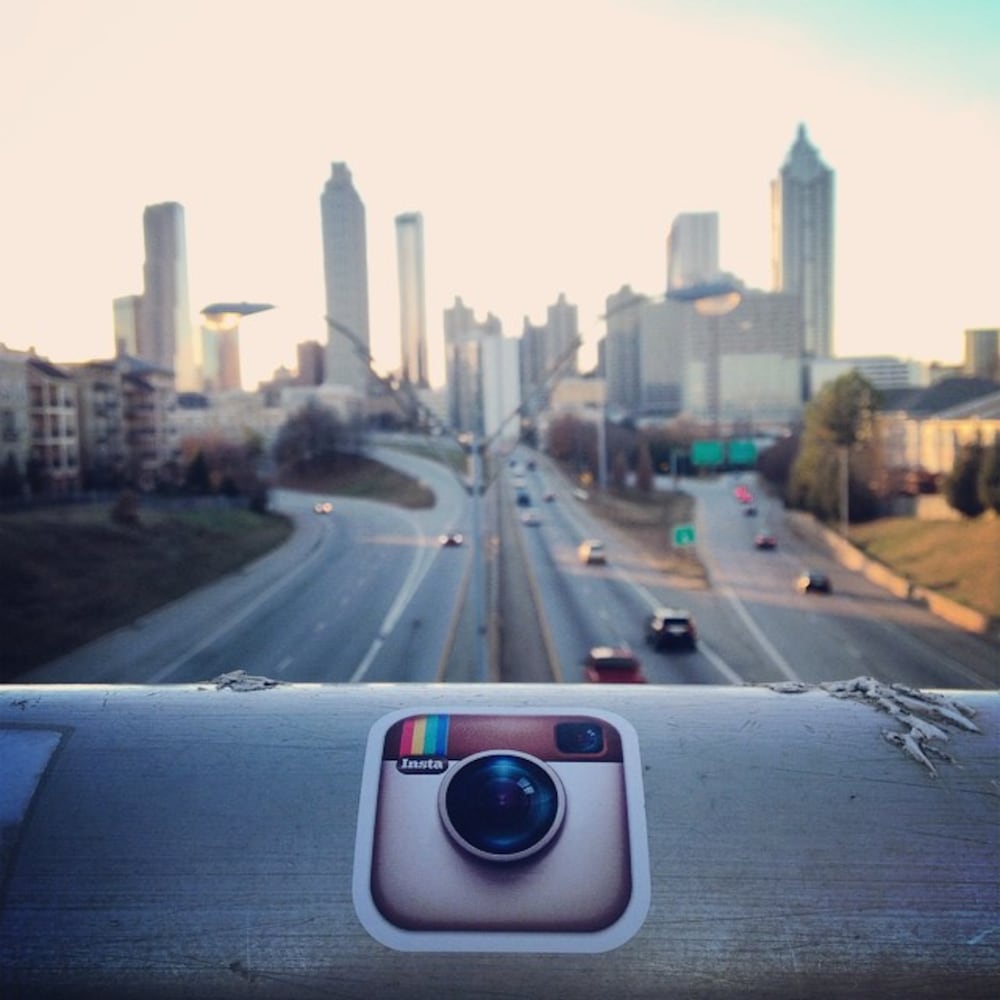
[666,212,720,292]
[139,202,195,387]
[320,163,371,394]
[395,212,428,388]
[771,125,835,359]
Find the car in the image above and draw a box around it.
[516,491,532,507]
[645,607,698,650]
[754,533,777,550]
[521,510,541,526]
[796,570,831,594]
[543,490,556,502]
[578,539,606,565]
[439,531,464,547]
[572,488,590,501]
[583,646,647,684]
[313,500,333,514]
[743,505,758,517]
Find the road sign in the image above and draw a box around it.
[672,523,696,547]
[727,439,757,466]
[691,440,724,467]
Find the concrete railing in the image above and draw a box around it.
[2,681,997,998]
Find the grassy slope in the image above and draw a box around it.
[0,505,294,680]
[849,515,1000,619]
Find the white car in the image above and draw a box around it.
[578,540,606,565]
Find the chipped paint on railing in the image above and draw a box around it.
[207,670,285,692]
[769,675,981,776]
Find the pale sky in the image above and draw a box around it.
[2,0,997,389]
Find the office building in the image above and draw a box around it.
[443,297,516,437]
[667,212,720,291]
[395,212,429,388]
[602,284,804,427]
[113,295,142,358]
[964,328,999,380]
[520,293,580,414]
[138,202,195,388]
[297,340,325,386]
[603,286,644,412]
[771,125,835,358]
[320,163,371,395]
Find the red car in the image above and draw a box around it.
[583,646,647,683]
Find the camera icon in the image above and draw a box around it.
[353,708,650,952]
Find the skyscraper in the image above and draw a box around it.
[666,212,720,291]
[320,163,371,395]
[395,212,428,388]
[771,125,835,359]
[138,202,195,388]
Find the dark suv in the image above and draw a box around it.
[645,607,697,651]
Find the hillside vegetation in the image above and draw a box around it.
[850,515,1000,619]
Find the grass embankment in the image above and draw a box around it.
[1,456,438,680]
[0,504,294,680]
[849,516,1000,619]
[280,454,436,507]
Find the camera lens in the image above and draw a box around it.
[555,721,604,755]
[439,751,565,862]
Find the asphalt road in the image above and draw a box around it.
[18,443,998,691]
[503,451,997,690]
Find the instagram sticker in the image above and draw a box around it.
[352,708,651,952]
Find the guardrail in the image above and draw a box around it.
[2,680,997,998]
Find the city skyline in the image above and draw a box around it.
[1,1,997,388]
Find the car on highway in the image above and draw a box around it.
[439,531,464,547]
[754,533,777,550]
[521,510,542,526]
[645,607,698,651]
[796,570,832,594]
[578,539,606,565]
[516,491,532,507]
[583,646,647,683]
[313,500,333,514]
[543,490,556,502]
[743,505,758,517]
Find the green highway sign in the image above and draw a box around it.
[691,440,724,467]
[727,439,758,466]
[672,523,696,547]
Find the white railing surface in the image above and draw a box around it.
[2,678,998,999]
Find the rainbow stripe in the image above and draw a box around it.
[399,714,450,756]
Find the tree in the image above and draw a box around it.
[273,400,345,474]
[757,432,800,493]
[977,432,1000,515]
[945,436,985,518]
[787,372,880,524]
[610,450,628,489]
[184,451,212,494]
[635,437,654,492]
[0,454,23,499]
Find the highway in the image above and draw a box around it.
[18,444,998,690]
[19,447,474,684]
[501,450,998,690]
